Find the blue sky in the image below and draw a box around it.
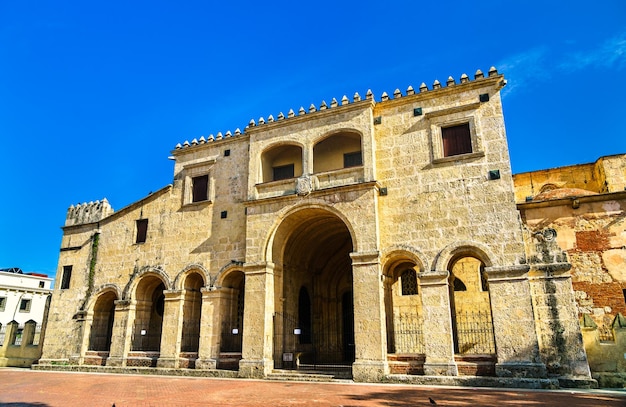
[1,1,625,279]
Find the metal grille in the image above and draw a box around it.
[401,270,418,296]
[598,325,615,342]
[455,310,495,354]
[181,319,201,352]
[220,321,243,352]
[13,327,23,346]
[0,324,6,346]
[394,312,425,354]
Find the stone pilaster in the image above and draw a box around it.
[238,262,275,378]
[485,264,547,378]
[526,228,592,385]
[350,251,388,382]
[106,299,133,367]
[195,287,219,370]
[157,290,184,368]
[418,270,457,376]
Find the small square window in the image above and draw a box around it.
[61,265,72,290]
[19,299,31,312]
[0,297,6,312]
[442,123,472,157]
[343,151,363,168]
[273,164,294,181]
[192,175,209,202]
[136,219,148,244]
[38,281,45,288]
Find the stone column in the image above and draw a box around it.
[418,270,457,376]
[157,290,184,368]
[106,299,133,367]
[350,251,388,382]
[238,262,275,378]
[195,287,219,370]
[485,264,547,378]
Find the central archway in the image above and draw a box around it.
[271,207,354,371]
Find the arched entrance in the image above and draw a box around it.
[181,272,204,353]
[88,291,117,352]
[131,276,165,352]
[271,208,354,373]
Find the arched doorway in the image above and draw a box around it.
[271,208,354,372]
[220,270,245,353]
[181,272,204,353]
[88,291,117,352]
[132,276,165,352]
[448,255,496,376]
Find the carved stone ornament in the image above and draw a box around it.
[296,175,313,196]
[542,228,557,241]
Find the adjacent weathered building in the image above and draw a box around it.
[39,68,594,387]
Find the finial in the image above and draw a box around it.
[267,114,274,122]
[277,112,285,120]
[341,95,349,105]
[488,66,498,77]
[249,119,256,127]
[393,89,402,98]
[330,98,338,107]
[320,101,328,110]
[288,109,295,118]
[216,132,223,140]
[381,92,389,101]
[208,134,214,141]
[460,73,469,84]
[309,103,316,113]
[406,85,414,95]
[298,106,306,115]
[234,128,241,135]
[446,76,455,86]
[191,138,198,145]
[353,92,361,102]
[175,143,182,149]
[366,89,373,100]
[258,117,265,125]
[474,69,484,79]
[199,136,206,143]
[183,140,190,147]
[419,82,428,92]
[432,80,441,89]
[225,130,232,138]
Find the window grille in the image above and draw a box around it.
[272,164,294,181]
[598,325,615,342]
[454,310,495,354]
[401,270,418,296]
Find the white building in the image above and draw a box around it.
[0,268,53,326]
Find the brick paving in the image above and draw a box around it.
[0,368,625,407]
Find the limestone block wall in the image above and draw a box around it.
[374,73,525,270]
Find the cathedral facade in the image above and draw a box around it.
[39,68,593,386]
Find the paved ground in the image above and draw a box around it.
[0,369,624,407]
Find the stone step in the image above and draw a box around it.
[268,370,338,382]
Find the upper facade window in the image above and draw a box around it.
[60,265,72,289]
[273,164,295,181]
[442,123,472,157]
[19,299,31,312]
[136,219,148,244]
[181,156,216,206]
[313,132,362,173]
[0,297,6,312]
[192,175,209,202]
[261,144,302,183]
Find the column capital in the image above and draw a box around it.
[417,270,449,286]
[484,264,530,282]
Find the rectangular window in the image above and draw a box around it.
[192,175,209,202]
[19,299,31,312]
[61,265,72,290]
[442,123,472,157]
[343,151,363,168]
[38,281,45,288]
[136,219,148,244]
[272,164,294,181]
[0,297,6,312]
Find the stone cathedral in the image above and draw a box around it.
[38,68,595,387]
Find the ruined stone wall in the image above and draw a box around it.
[518,191,626,329]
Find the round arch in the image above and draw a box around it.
[173,264,209,291]
[432,241,496,272]
[122,266,172,301]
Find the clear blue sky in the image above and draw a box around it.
[1,1,625,279]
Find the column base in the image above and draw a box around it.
[105,356,125,367]
[423,362,458,376]
[352,360,388,382]
[156,357,178,369]
[496,362,547,378]
[195,358,217,370]
[238,358,272,378]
